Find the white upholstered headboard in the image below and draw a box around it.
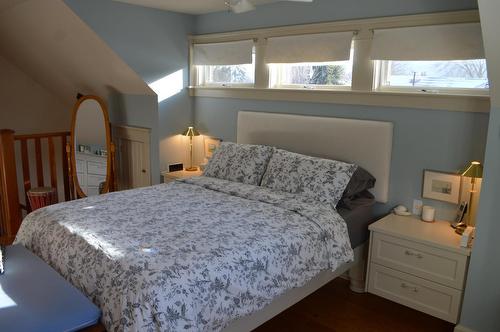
[237,111,393,203]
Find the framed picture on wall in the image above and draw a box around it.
[422,170,461,204]
[204,137,221,159]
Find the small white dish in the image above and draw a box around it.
[393,210,412,216]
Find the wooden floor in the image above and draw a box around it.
[255,278,454,332]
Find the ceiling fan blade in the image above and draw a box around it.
[226,0,313,14]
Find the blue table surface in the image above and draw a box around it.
[0,244,101,332]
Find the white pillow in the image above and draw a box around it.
[261,149,357,207]
[203,142,274,186]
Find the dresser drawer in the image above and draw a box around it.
[368,264,462,323]
[371,232,468,289]
[77,173,86,186]
[76,159,86,173]
[87,161,107,176]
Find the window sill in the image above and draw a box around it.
[189,86,490,113]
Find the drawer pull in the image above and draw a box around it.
[405,250,423,259]
[401,282,419,293]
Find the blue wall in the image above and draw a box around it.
[65,0,195,181]
[194,0,487,218]
[195,0,478,34]
[108,93,160,183]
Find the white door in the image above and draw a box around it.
[113,126,151,190]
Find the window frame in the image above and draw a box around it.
[197,64,255,88]
[374,60,489,96]
[195,47,256,87]
[188,9,489,112]
[268,51,354,91]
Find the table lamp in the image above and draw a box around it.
[455,161,483,235]
[182,126,200,172]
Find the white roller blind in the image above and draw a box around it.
[265,31,354,63]
[193,40,254,66]
[371,23,485,61]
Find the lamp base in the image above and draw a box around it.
[185,167,198,172]
[455,222,468,235]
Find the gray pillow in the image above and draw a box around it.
[339,190,375,210]
[203,142,274,185]
[342,167,376,199]
[261,149,357,207]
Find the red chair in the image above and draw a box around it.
[27,187,58,211]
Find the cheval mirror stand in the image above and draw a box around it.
[66,95,116,199]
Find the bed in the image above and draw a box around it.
[14,111,393,332]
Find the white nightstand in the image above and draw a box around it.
[161,169,203,183]
[365,214,471,324]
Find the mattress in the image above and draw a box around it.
[338,202,375,248]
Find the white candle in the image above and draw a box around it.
[422,206,435,222]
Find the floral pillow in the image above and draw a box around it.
[261,149,357,207]
[203,142,274,186]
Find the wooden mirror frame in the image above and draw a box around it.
[69,95,115,198]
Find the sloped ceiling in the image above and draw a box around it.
[0,0,154,106]
[0,0,26,13]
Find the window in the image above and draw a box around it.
[193,39,255,87]
[270,50,353,89]
[377,59,489,92]
[190,11,489,113]
[198,53,255,86]
[198,55,255,86]
[371,23,488,94]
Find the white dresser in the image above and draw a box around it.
[366,214,471,323]
[76,152,107,196]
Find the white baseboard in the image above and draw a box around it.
[454,324,477,332]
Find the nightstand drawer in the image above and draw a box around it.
[368,264,461,323]
[371,233,468,289]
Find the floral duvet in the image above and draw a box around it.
[15,176,354,332]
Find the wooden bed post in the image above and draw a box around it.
[0,129,22,243]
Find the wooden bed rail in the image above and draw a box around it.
[0,129,71,242]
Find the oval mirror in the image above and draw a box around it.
[70,96,112,198]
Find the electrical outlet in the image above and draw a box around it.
[413,199,423,215]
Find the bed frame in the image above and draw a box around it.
[237,111,394,203]
[2,112,394,331]
[223,111,394,331]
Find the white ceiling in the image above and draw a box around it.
[112,0,279,14]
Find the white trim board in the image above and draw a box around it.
[189,87,490,113]
[189,10,480,43]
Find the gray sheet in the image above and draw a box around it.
[338,203,375,248]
